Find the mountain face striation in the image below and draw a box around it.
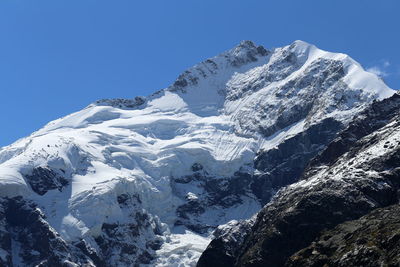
[0,40,394,266]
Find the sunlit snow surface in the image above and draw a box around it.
[0,40,394,266]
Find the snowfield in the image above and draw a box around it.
[0,40,394,266]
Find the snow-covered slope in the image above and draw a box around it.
[0,40,394,266]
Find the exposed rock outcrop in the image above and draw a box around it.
[287,204,400,267]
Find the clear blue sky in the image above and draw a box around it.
[0,0,399,147]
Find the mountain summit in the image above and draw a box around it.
[0,41,394,266]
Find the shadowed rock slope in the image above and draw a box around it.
[286,204,400,267]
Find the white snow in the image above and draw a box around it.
[154,228,210,267]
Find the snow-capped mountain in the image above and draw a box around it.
[0,40,394,266]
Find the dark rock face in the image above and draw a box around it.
[198,92,400,267]
[0,201,12,266]
[198,219,255,267]
[94,96,146,109]
[286,204,400,267]
[93,193,163,266]
[253,118,342,204]
[24,167,68,195]
[0,197,94,266]
[173,167,255,233]
[0,194,164,267]
[304,92,400,176]
[235,179,397,267]
[199,175,394,267]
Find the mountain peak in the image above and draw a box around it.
[238,40,256,47]
[226,40,269,64]
[290,39,313,48]
[92,40,393,113]
[231,40,269,56]
[167,40,270,93]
